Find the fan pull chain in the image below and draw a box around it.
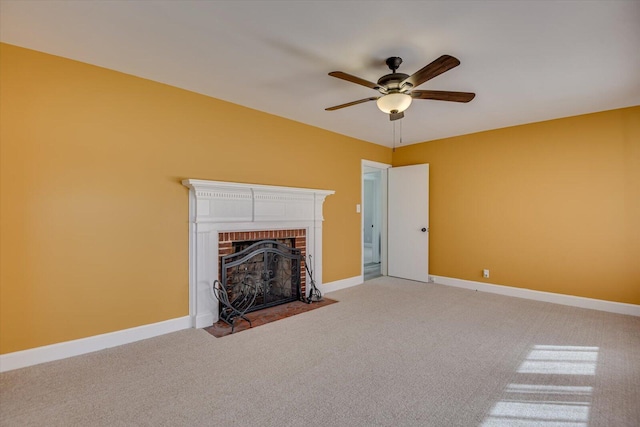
[392,119,403,152]
[392,120,396,152]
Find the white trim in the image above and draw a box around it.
[431,275,640,317]
[7,275,635,372]
[194,312,216,330]
[0,316,191,372]
[361,160,390,278]
[362,159,392,170]
[321,275,363,294]
[182,179,334,327]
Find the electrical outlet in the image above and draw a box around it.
[483,269,490,278]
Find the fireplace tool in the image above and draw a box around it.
[305,255,323,303]
[212,272,258,333]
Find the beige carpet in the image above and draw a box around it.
[1,277,639,426]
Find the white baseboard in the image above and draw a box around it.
[7,275,633,372]
[0,276,364,372]
[321,275,363,294]
[0,316,191,373]
[431,275,640,317]
[194,312,216,329]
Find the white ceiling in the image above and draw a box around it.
[1,0,639,147]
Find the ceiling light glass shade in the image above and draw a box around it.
[376,93,412,114]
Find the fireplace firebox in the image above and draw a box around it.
[220,239,302,315]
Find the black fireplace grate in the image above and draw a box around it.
[220,239,302,317]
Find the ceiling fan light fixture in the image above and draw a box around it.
[376,93,412,114]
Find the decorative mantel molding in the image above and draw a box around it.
[182,179,335,328]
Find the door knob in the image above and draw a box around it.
[421,227,427,232]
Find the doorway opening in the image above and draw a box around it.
[362,160,390,281]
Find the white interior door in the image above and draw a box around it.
[388,164,429,282]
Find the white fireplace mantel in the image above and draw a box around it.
[182,179,334,328]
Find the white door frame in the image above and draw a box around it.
[361,159,391,278]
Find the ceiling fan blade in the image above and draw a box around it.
[390,111,404,121]
[328,71,382,91]
[411,90,476,103]
[402,55,461,88]
[325,97,379,111]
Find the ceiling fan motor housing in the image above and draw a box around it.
[377,73,411,92]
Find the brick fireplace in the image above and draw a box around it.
[182,179,334,328]
[219,229,307,300]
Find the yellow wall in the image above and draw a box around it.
[393,106,640,305]
[2,42,638,355]
[0,44,392,354]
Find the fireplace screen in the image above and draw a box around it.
[220,239,302,314]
